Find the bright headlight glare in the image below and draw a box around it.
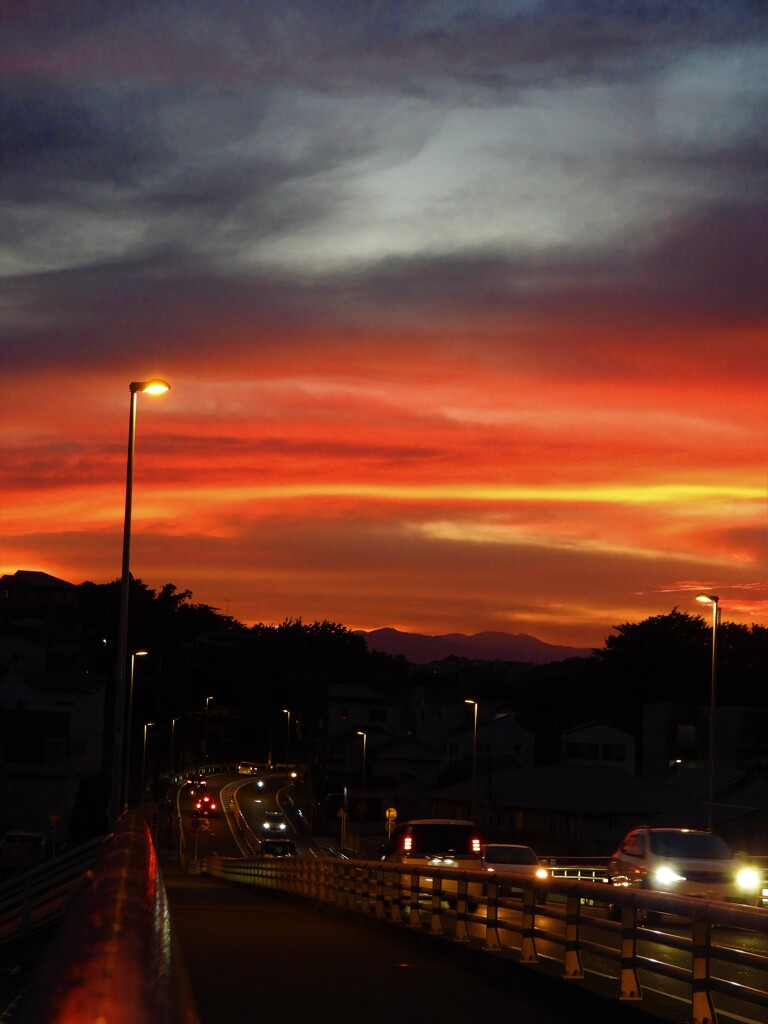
[736,868,760,891]
[535,867,549,880]
[654,865,685,886]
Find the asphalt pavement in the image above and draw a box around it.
[159,848,662,1024]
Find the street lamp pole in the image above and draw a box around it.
[465,699,478,820]
[356,730,367,790]
[204,696,213,766]
[283,708,291,766]
[696,594,719,832]
[111,379,170,824]
[170,716,179,777]
[123,649,148,808]
[141,721,155,806]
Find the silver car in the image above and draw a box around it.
[606,826,761,918]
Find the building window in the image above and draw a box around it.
[564,742,599,760]
[601,744,625,761]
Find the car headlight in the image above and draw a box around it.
[736,867,760,892]
[654,865,686,886]
[534,867,549,880]
[279,823,286,830]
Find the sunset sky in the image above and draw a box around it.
[2,2,767,648]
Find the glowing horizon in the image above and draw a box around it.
[1,4,766,647]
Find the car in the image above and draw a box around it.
[380,819,483,866]
[194,793,218,816]
[380,819,483,907]
[606,826,762,919]
[237,761,258,775]
[261,810,288,832]
[260,838,297,858]
[479,839,548,897]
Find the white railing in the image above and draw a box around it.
[200,853,768,1024]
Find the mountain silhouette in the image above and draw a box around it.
[356,628,591,665]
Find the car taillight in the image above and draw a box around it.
[471,838,481,854]
[403,836,412,852]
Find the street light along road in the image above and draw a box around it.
[124,649,148,807]
[465,699,478,820]
[112,379,170,824]
[696,593,719,832]
[356,730,366,790]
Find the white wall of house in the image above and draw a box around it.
[561,721,635,775]
[0,669,106,775]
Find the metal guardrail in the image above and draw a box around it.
[13,810,200,1024]
[199,853,768,1024]
[0,834,105,951]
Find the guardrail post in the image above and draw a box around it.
[520,885,538,963]
[358,863,371,914]
[562,891,584,979]
[374,866,386,917]
[454,876,471,942]
[691,916,718,1024]
[429,875,444,934]
[618,903,642,1001]
[408,871,423,928]
[389,871,405,924]
[483,878,501,950]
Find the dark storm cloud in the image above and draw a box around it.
[3,189,765,377]
[0,85,169,201]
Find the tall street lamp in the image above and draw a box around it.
[356,730,367,790]
[111,379,170,823]
[696,593,719,832]
[283,708,291,765]
[465,699,478,820]
[123,649,148,808]
[141,721,156,805]
[170,716,180,777]
[204,696,213,766]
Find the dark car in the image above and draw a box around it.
[194,793,218,816]
[261,839,297,858]
[381,819,482,866]
[380,819,483,905]
[261,810,288,833]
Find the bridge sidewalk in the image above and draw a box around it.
[159,848,663,1024]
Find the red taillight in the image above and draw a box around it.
[403,836,412,853]
[471,838,481,854]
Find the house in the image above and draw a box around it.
[0,570,79,625]
[561,721,635,775]
[0,667,106,776]
[445,709,535,774]
[429,763,703,855]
